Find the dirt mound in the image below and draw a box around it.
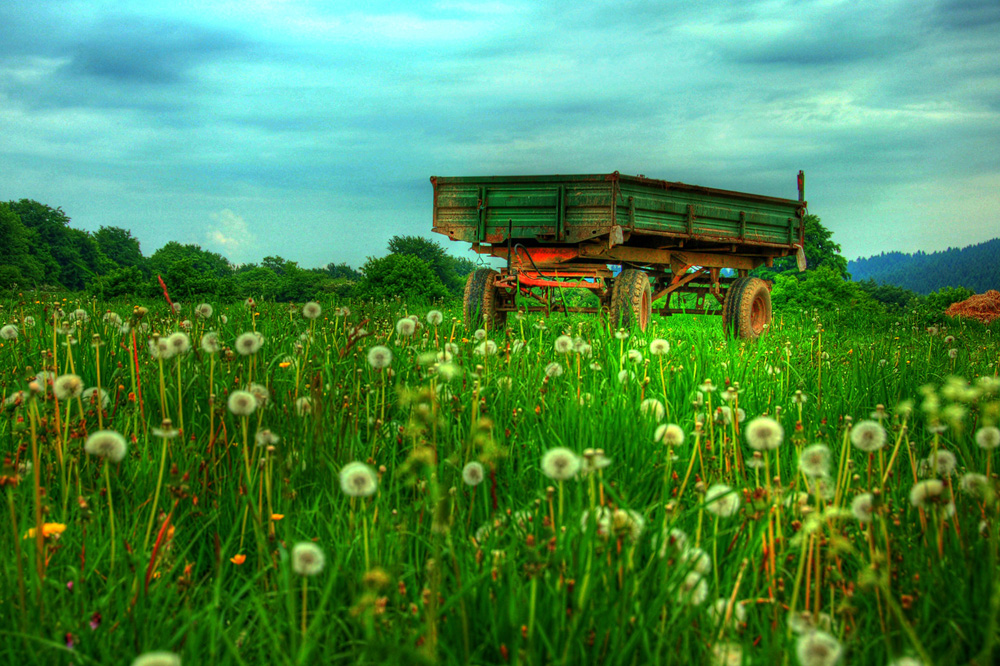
[945,290,1000,324]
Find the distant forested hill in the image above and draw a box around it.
[848,238,1000,294]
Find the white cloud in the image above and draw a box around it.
[206,209,256,259]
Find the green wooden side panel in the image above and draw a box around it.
[432,174,802,248]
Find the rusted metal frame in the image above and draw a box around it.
[501,274,604,291]
[520,305,603,314]
[654,306,723,316]
[652,267,710,302]
[588,223,801,251]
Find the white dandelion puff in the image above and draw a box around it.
[462,461,485,486]
[704,484,741,518]
[291,542,325,576]
[649,338,670,356]
[227,390,257,416]
[850,420,886,452]
[396,318,416,337]
[84,430,128,463]
[367,346,393,369]
[745,416,784,451]
[554,335,573,354]
[798,444,831,477]
[851,493,875,523]
[655,423,685,446]
[640,398,666,421]
[541,447,581,481]
[795,630,842,666]
[975,426,1000,450]
[53,374,84,400]
[340,461,379,497]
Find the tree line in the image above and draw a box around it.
[0,199,478,302]
[848,239,1000,295]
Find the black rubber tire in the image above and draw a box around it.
[609,269,652,331]
[722,277,771,339]
[463,269,507,332]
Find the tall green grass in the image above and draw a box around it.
[0,294,998,665]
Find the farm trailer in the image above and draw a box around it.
[430,171,808,338]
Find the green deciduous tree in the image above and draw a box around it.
[387,235,474,295]
[0,202,45,286]
[755,214,848,281]
[356,254,449,302]
[95,226,145,271]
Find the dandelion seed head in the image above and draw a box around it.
[0,324,18,340]
[395,318,416,336]
[649,338,670,356]
[84,430,128,462]
[708,598,747,628]
[626,349,643,364]
[195,303,213,319]
[249,383,270,408]
[798,444,831,477]
[131,651,182,666]
[851,493,875,523]
[926,449,957,477]
[655,423,685,446]
[640,398,665,421]
[909,479,944,507]
[677,572,708,605]
[367,346,393,369]
[544,362,563,378]
[959,473,991,499]
[227,390,257,416]
[167,332,191,355]
[462,461,485,486]
[53,374,84,400]
[795,630,842,666]
[291,541,325,576]
[474,328,487,341]
[299,301,321,320]
[82,387,109,409]
[340,461,379,497]
[704,484,740,518]
[426,310,443,326]
[474,340,498,356]
[850,420,886,452]
[540,447,581,481]
[200,332,221,354]
[708,642,743,666]
[745,416,783,451]
[235,332,263,355]
[976,426,1000,450]
[295,397,312,416]
[554,335,573,354]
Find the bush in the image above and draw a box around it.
[355,254,450,303]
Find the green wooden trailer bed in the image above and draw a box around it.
[430,171,807,337]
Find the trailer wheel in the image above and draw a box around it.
[722,277,771,339]
[463,269,507,332]
[609,269,652,331]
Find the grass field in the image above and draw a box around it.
[1,294,999,665]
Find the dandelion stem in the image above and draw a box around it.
[104,460,116,570]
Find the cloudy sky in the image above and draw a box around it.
[1,0,998,269]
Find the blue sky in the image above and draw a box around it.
[1,0,998,269]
